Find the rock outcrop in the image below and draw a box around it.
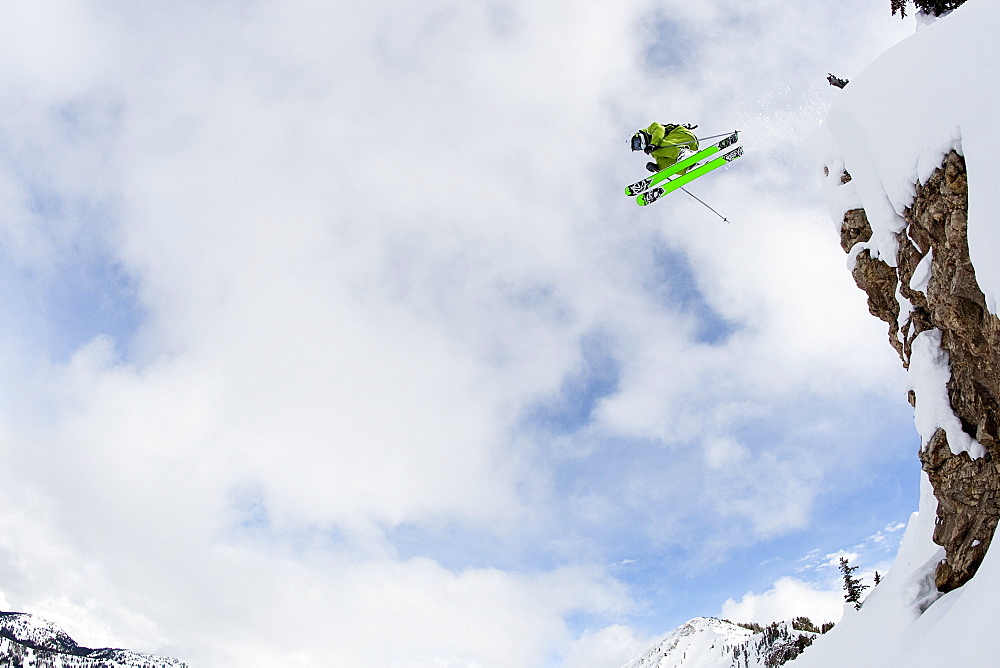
[836,151,1000,592]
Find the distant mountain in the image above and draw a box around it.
[623,616,823,668]
[0,611,186,668]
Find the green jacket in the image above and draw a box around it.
[643,122,699,171]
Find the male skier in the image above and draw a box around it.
[631,122,699,174]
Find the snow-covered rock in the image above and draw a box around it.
[803,1,1000,665]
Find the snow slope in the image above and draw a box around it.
[803,3,1000,665]
[622,617,817,668]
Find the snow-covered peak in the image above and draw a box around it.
[0,611,187,668]
[624,617,750,668]
[622,617,820,668]
[0,611,83,653]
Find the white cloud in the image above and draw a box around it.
[0,0,922,664]
[704,436,749,470]
[720,577,844,626]
[560,624,660,668]
[0,0,109,93]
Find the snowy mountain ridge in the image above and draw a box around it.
[0,611,84,655]
[621,616,820,668]
[0,611,186,668]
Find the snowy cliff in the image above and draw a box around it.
[627,3,1000,667]
[797,1,1000,665]
[0,611,186,668]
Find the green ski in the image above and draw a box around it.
[625,131,739,196]
[637,146,743,207]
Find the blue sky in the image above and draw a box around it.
[0,1,922,666]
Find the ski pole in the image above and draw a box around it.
[694,130,740,143]
[681,187,731,224]
[651,130,740,149]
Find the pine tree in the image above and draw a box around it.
[873,570,882,585]
[892,0,967,19]
[839,557,869,610]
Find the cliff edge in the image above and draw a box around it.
[794,1,1000,666]
[835,150,1000,592]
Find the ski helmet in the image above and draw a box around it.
[631,131,649,152]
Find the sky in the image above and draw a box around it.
[0,1,920,666]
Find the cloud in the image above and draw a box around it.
[0,0,923,664]
[704,436,749,470]
[794,522,908,577]
[720,577,844,626]
[560,624,660,668]
[720,519,906,628]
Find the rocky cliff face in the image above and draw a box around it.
[836,150,1000,592]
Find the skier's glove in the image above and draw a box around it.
[643,145,654,155]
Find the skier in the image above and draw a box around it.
[624,127,742,211]
[631,122,700,174]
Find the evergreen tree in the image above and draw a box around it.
[839,557,869,610]
[874,570,882,586]
[892,0,967,19]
